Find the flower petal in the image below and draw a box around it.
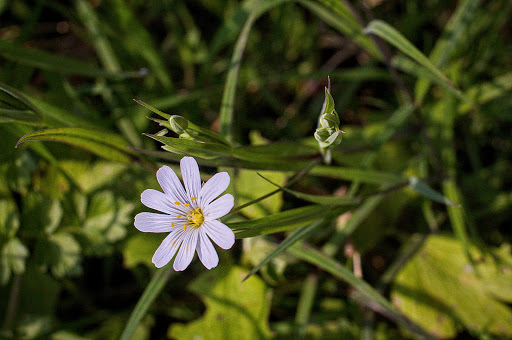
[196,230,219,270]
[173,228,199,271]
[152,229,186,268]
[134,212,178,233]
[141,189,188,215]
[203,194,234,220]
[203,220,235,250]
[199,172,230,207]
[156,166,189,203]
[180,157,201,200]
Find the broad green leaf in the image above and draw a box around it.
[120,268,173,340]
[169,266,272,340]
[0,199,20,237]
[391,235,512,338]
[59,160,126,193]
[123,233,164,268]
[35,232,82,278]
[1,238,29,283]
[408,177,459,206]
[236,170,285,219]
[82,191,133,254]
[16,127,136,163]
[364,20,459,95]
[288,244,435,339]
[230,205,346,238]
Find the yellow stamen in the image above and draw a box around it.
[191,197,197,201]
[187,207,204,228]
[184,203,190,207]
[174,202,181,205]
[171,222,175,227]
[183,224,187,231]
[176,215,182,218]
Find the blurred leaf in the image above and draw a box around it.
[0,40,139,79]
[35,232,82,278]
[408,177,459,206]
[82,191,133,254]
[0,199,20,237]
[288,244,436,340]
[459,72,512,113]
[364,20,458,94]
[0,238,29,284]
[60,160,126,193]
[414,0,481,103]
[16,127,137,163]
[123,233,163,268]
[391,235,512,338]
[169,266,272,340]
[236,169,285,219]
[299,0,381,59]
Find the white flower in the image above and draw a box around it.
[134,157,235,271]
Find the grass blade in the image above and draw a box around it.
[364,20,459,95]
[16,127,136,163]
[120,268,173,340]
[288,243,436,340]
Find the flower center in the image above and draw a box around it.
[187,207,204,228]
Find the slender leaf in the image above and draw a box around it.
[310,166,405,184]
[120,268,173,340]
[0,40,139,79]
[288,243,436,340]
[364,20,459,94]
[243,219,324,281]
[415,0,481,103]
[16,127,136,163]
[230,205,346,238]
[409,177,459,206]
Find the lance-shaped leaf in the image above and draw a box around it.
[364,20,460,95]
[16,127,136,163]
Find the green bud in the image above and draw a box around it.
[169,115,189,135]
[319,111,340,129]
[314,128,331,144]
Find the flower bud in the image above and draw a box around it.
[169,115,189,135]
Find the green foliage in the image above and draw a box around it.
[0,0,511,339]
[168,266,272,340]
[391,235,512,338]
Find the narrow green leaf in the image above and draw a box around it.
[243,219,324,281]
[415,0,481,103]
[310,166,405,184]
[16,127,136,163]
[299,0,381,59]
[219,0,258,142]
[230,205,346,238]
[288,243,436,340]
[120,268,173,340]
[409,177,459,206]
[364,20,459,94]
[258,173,359,206]
[0,40,139,79]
